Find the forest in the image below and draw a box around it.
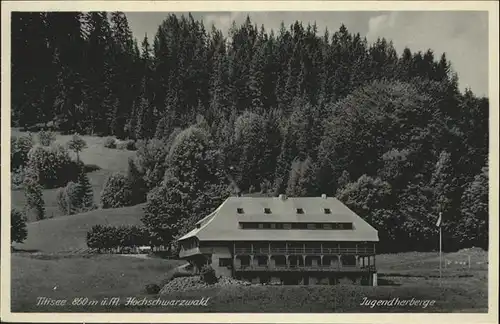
[11,12,489,253]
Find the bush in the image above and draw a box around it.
[26,144,77,188]
[84,164,101,173]
[11,134,34,171]
[11,168,26,190]
[104,137,116,149]
[116,140,137,151]
[144,284,161,295]
[11,208,28,244]
[38,130,56,146]
[100,173,133,208]
[56,181,81,215]
[200,265,218,285]
[86,224,151,252]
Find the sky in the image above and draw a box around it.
[125,11,489,97]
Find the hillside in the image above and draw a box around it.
[11,253,185,312]
[11,129,136,221]
[11,128,136,172]
[12,204,146,253]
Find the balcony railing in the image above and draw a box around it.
[234,247,375,255]
[235,264,376,272]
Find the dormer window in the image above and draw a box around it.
[324,208,331,214]
[264,208,272,214]
[296,208,304,214]
[196,223,201,229]
[237,208,244,214]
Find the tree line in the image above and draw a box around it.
[12,12,489,253]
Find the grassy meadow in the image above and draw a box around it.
[11,129,136,221]
[11,250,488,313]
[11,204,146,253]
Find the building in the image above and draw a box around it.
[178,194,379,286]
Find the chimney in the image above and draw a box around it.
[321,194,327,199]
[278,194,287,201]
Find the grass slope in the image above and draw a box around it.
[11,254,184,313]
[11,130,136,221]
[12,204,146,253]
[10,251,488,313]
[11,169,114,221]
[11,129,136,172]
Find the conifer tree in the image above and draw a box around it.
[77,163,95,211]
[23,167,45,220]
[11,208,28,244]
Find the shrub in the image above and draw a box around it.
[126,140,136,151]
[11,208,27,244]
[200,265,218,285]
[26,144,77,188]
[11,134,34,171]
[38,130,56,146]
[117,140,137,151]
[144,284,161,295]
[11,168,26,190]
[56,181,81,215]
[84,164,101,173]
[100,173,133,208]
[104,137,116,149]
[86,224,151,252]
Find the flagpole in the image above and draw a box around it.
[439,224,442,287]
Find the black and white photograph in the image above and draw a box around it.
[1,1,498,322]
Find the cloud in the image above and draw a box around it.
[367,12,399,40]
[365,11,488,96]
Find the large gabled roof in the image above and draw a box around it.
[178,196,379,242]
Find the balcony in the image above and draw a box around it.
[179,247,201,258]
[234,247,375,255]
[235,264,376,272]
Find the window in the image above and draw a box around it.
[219,258,232,267]
[237,208,244,214]
[307,223,317,230]
[324,208,331,214]
[296,208,304,214]
[344,223,354,230]
[196,223,201,229]
[264,208,272,214]
[239,221,353,230]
